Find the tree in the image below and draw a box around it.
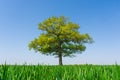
[28,16,93,65]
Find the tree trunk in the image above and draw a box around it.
[57,36,63,65]
[58,51,63,65]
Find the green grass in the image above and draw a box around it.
[0,64,120,80]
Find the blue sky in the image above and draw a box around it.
[0,0,120,65]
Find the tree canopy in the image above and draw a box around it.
[28,16,93,65]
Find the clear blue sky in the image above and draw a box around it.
[0,0,120,65]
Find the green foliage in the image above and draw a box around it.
[29,16,93,57]
[0,64,120,80]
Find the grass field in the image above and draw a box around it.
[0,64,120,80]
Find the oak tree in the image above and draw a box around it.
[28,16,93,65]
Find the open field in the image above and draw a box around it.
[0,64,120,80]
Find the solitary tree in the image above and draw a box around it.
[28,16,93,65]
